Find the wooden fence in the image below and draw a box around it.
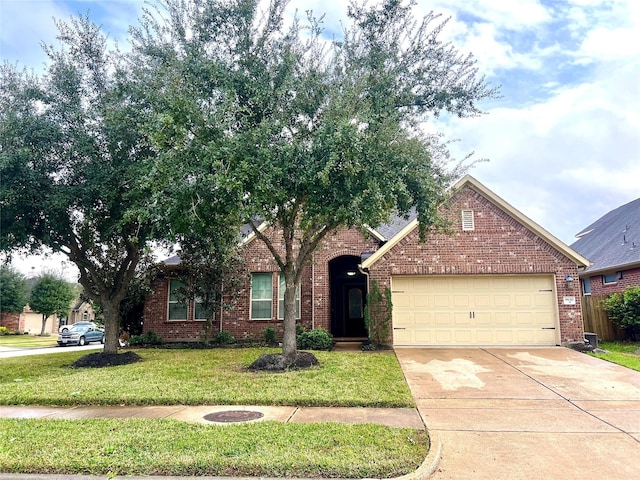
[581,295,627,341]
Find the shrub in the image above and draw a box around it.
[129,331,163,346]
[215,330,236,345]
[297,328,333,351]
[263,326,277,345]
[364,279,392,346]
[603,286,640,338]
[0,326,8,336]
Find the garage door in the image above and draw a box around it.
[392,275,559,346]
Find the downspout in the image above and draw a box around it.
[219,282,224,333]
[358,261,371,342]
[358,264,370,294]
[311,253,315,329]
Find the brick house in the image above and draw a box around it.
[143,175,589,346]
[571,197,640,297]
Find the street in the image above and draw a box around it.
[0,343,103,359]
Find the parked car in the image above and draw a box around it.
[57,323,105,346]
[58,321,96,334]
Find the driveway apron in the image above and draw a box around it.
[395,347,640,480]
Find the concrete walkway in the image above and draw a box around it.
[396,347,640,480]
[0,404,424,429]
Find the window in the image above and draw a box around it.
[278,274,300,320]
[348,288,363,319]
[603,273,618,285]
[582,278,591,295]
[168,280,188,321]
[461,210,475,231]
[251,273,273,319]
[194,296,208,321]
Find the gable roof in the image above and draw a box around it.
[570,197,640,274]
[362,175,590,269]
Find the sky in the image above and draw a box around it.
[1,0,639,279]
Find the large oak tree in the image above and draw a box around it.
[0,17,166,353]
[132,0,496,363]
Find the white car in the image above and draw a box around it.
[58,321,96,333]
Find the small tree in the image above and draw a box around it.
[364,279,392,347]
[29,274,75,335]
[603,286,640,339]
[168,235,247,344]
[0,266,28,314]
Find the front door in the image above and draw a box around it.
[329,256,368,338]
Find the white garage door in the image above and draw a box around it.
[392,275,559,346]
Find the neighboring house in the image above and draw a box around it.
[61,300,97,328]
[143,175,589,346]
[0,304,59,335]
[570,197,640,297]
[0,296,95,335]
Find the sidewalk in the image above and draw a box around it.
[0,404,424,429]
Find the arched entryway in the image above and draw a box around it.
[329,255,368,339]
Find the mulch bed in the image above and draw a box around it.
[247,352,319,371]
[70,351,143,368]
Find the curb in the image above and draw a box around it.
[395,430,442,480]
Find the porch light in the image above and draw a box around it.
[346,271,357,277]
[565,274,574,289]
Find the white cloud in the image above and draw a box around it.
[430,0,550,29]
[437,54,640,243]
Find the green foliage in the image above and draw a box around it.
[0,326,8,335]
[28,274,75,335]
[603,286,640,335]
[0,266,28,314]
[214,330,236,345]
[364,279,393,346]
[297,328,333,351]
[129,331,163,346]
[168,238,247,344]
[29,274,75,318]
[132,0,496,358]
[263,326,277,346]
[0,15,168,353]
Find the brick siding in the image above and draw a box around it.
[143,183,586,345]
[584,266,640,297]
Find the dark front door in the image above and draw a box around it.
[329,256,368,338]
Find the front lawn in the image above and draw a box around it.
[0,334,58,348]
[590,341,640,372]
[0,348,426,478]
[0,348,415,407]
[0,418,428,477]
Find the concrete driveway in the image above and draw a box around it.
[395,347,640,480]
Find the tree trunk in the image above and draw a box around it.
[281,270,298,361]
[101,301,121,354]
[40,314,48,336]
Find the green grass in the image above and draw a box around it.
[0,348,426,478]
[0,418,429,478]
[0,348,415,407]
[0,334,58,348]
[589,341,640,372]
